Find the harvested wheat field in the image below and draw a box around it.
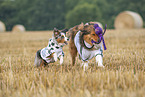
[0,29,145,97]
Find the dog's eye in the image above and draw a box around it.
[92,34,95,36]
[55,37,58,39]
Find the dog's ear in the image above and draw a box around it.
[53,28,60,35]
[54,28,58,31]
[79,22,89,32]
[78,22,84,31]
[80,24,92,34]
[61,29,68,33]
[85,22,90,25]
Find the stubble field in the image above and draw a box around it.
[0,29,145,97]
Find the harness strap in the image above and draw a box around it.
[81,32,94,50]
[38,49,47,64]
[83,40,94,49]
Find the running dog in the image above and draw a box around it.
[68,22,107,70]
[34,28,68,67]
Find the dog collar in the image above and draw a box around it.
[91,24,107,50]
[83,40,94,49]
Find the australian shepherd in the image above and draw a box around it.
[34,28,68,67]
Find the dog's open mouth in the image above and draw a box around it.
[91,38,101,44]
[64,41,68,45]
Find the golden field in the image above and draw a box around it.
[0,29,145,97]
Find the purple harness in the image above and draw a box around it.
[91,24,107,50]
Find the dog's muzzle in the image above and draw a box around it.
[91,24,107,50]
[91,38,101,44]
[64,41,68,45]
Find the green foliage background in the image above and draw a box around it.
[0,0,144,30]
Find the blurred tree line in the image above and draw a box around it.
[0,0,144,31]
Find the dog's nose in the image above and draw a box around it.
[65,37,69,41]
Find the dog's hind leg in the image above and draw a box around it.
[40,59,47,67]
[34,50,47,67]
[69,39,77,66]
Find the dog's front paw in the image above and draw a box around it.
[83,63,88,71]
[95,55,104,68]
[98,63,105,68]
[53,53,58,62]
[59,55,63,65]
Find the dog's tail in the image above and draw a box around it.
[34,50,43,67]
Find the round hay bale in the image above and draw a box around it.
[12,25,26,32]
[114,11,143,29]
[0,21,6,32]
[86,21,103,29]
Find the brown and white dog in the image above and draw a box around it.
[68,22,107,70]
[34,28,68,67]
